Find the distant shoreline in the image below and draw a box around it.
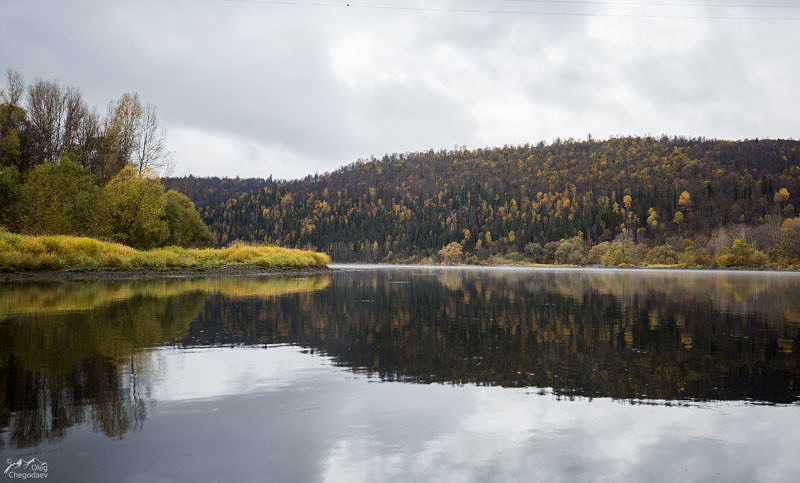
[0,266,331,283]
[4,263,798,283]
[329,263,800,274]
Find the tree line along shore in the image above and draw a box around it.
[2,68,800,271]
[165,138,800,269]
[0,69,328,272]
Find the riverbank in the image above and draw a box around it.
[0,231,330,277]
[0,266,331,282]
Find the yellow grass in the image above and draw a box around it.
[0,230,330,272]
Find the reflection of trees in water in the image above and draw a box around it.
[186,271,800,403]
[503,270,800,329]
[0,276,331,320]
[3,353,146,449]
[0,293,207,449]
[0,275,331,449]
[2,270,796,448]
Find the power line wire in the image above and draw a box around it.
[506,0,800,9]
[224,0,800,20]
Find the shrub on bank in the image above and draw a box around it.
[714,240,769,268]
[3,161,214,250]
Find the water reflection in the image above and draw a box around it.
[0,275,331,319]
[0,275,330,449]
[1,268,799,452]
[186,269,800,403]
[9,346,800,482]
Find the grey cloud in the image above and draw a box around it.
[2,0,798,178]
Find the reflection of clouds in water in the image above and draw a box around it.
[10,345,797,482]
[150,346,334,402]
[321,380,800,482]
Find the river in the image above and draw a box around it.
[1,266,799,481]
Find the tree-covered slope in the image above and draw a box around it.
[163,176,272,209]
[170,137,800,263]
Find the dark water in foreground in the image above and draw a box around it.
[1,266,799,482]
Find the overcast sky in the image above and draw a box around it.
[2,0,799,179]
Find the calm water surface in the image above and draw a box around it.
[1,266,799,482]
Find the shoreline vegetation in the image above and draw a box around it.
[0,230,330,276]
[2,72,799,273]
[332,261,800,272]
[426,236,800,270]
[0,70,336,279]
[1,69,223,259]
[165,138,800,269]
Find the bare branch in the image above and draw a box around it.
[26,79,67,164]
[1,69,24,106]
[135,103,169,175]
[63,86,88,151]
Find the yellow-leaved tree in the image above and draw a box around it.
[779,217,800,263]
[20,159,106,236]
[438,241,463,265]
[678,190,692,209]
[104,167,169,249]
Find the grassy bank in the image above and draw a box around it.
[0,230,330,272]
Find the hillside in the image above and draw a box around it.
[167,137,800,265]
[163,176,272,209]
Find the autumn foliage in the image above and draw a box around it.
[166,137,800,267]
[0,70,216,252]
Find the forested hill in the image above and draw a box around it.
[166,137,800,264]
[163,176,272,209]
